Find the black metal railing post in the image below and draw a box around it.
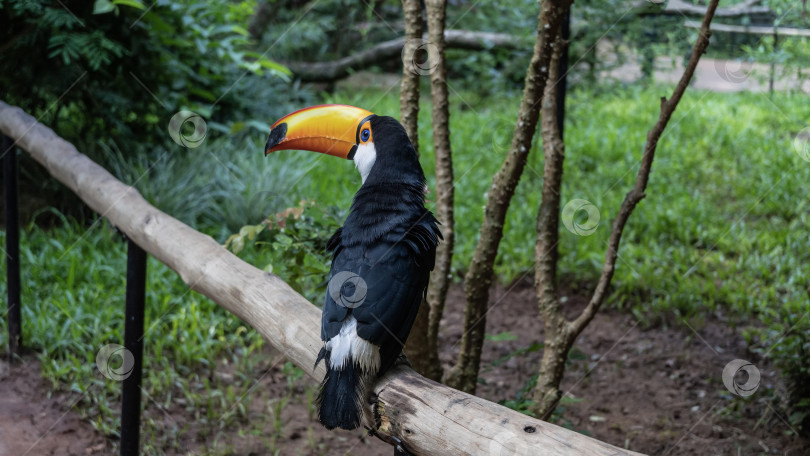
[3,134,22,362]
[120,239,146,456]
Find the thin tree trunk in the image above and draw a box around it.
[399,0,422,153]
[422,0,454,382]
[401,0,433,376]
[445,0,573,394]
[530,0,721,419]
[533,37,572,419]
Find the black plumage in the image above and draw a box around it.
[315,116,441,430]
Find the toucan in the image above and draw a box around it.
[264,104,441,430]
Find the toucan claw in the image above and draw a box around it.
[394,353,411,368]
[391,436,413,456]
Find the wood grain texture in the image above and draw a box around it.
[0,101,645,456]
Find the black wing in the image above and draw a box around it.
[321,212,440,374]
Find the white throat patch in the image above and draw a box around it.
[353,143,377,183]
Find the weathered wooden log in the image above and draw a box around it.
[0,101,646,456]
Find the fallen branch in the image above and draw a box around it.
[283,29,521,82]
[0,101,645,456]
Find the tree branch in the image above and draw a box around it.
[572,0,721,336]
[283,29,522,82]
[531,32,575,420]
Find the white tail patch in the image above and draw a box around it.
[326,315,380,373]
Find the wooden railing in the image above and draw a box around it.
[0,101,645,456]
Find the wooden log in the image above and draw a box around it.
[0,101,646,456]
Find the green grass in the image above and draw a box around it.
[2,83,810,450]
[299,85,810,320]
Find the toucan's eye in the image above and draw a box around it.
[360,128,370,142]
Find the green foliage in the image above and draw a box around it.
[100,136,312,238]
[224,199,344,303]
[0,216,268,453]
[1,0,312,221]
[748,299,810,434]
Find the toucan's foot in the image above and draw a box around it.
[394,353,411,368]
[391,436,412,456]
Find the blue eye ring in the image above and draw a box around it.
[360,128,370,142]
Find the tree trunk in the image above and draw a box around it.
[445,0,573,394]
[532,37,573,418]
[400,0,434,377]
[529,0,721,419]
[420,0,455,382]
[399,0,422,153]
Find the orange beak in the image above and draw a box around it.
[264,104,375,159]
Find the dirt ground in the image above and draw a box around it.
[2,281,808,456]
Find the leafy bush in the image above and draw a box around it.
[1,0,311,221]
[100,136,313,238]
[0,217,268,453]
[1,0,292,155]
[749,297,810,435]
[224,199,344,303]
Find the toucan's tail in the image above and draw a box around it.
[315,348,365,430]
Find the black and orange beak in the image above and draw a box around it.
[264,104,375,160]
